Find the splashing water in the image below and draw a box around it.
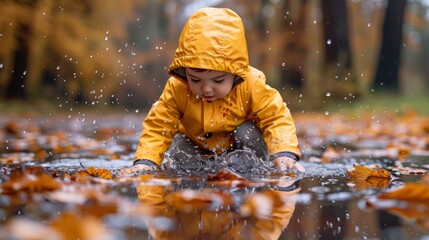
[160,149,286,180]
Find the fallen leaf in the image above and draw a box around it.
[321,146,339,163]
[207,168,246,181]
[0,167,60,194]
[378,183,429,204]
[240,190,286,218]
[347,164,391,180]
[166,189,232,212]
[74,164,112,180]
[347,165,391,190]
[4,121,20,136]
[207,168,262,188]
[365,181,429,230]
[51,211,116,240]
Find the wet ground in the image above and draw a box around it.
[0,112,428,239]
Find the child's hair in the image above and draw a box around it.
[186,67,242,86]
[189,67,211,72]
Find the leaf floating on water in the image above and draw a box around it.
[365,175,429,230]
[207,168,262,188]
[4,121,20,136]
[321,146,338,163]
[240,190,284,218]
[347,165,391,190]
[207,168,246,181]
[377,183,429,204]
[166,189,232,212]
[0,167,60,194]
[75,163,112,180]
[347,164,391,180]
[50,211,116,240]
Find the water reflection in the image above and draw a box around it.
[132,149,303,239]
[137,175,300,239]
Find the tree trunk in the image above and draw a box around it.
[321,0,355,97]
[5,24,29,99]
[373,0,407,91]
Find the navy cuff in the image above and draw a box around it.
[268,151,300,161]
[133,159,158,167]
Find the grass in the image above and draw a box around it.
[322,93,429,116]
[1,93,429,117]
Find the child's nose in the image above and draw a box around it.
[201,83,212,93]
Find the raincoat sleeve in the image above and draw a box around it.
[134,78,185,165]
[247,70,301,159]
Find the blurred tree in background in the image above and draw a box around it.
[0,0,428,111]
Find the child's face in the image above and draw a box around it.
[185,68,235,101]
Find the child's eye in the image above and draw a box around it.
[214,79,224,83]
[190,78,200,83]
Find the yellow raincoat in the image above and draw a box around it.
[135,7,300,165]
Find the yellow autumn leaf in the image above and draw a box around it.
[366,179,429,230]
[166,189,232,211]
[347,164,391,180]
[74,167,112,180]
[347,165,392,190]
[378,183,429,204]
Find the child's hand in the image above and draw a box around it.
[272,156,305,173]
[117,164,157,176]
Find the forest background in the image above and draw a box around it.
[0,0,428,114]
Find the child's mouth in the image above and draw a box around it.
[203,95,214,100]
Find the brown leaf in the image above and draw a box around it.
[321,146,339,163]
[366,182,429,230]
[348,177,391,190]
[166,189,232,211]
[240,190,286,218]
[347,165,391,190]
[347,164,391,180]
[5,121,20,136]
[207,168,262,188]
[34,149,48,161]
[51,211,115,240]
[74,165,112,180]
[207,168,246,181]
[1,167,60,194]
[378,183,429,204]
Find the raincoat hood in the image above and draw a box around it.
[168,7,249,83]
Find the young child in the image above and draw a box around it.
[120,7,304,175]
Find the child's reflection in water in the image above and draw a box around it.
[137,178,300,240]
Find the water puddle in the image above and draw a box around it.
[1,113,428,239]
